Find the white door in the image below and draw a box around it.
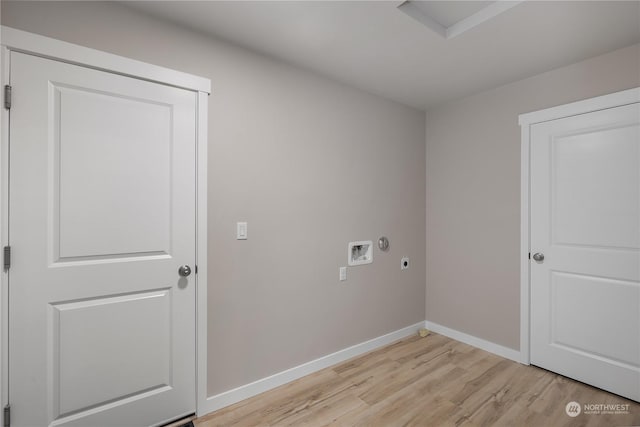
[530,102,640,401]
[8,52,196,426]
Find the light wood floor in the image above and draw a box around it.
[195,333,640,426]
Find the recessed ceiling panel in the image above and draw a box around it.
[410,1,493,28]
[398,0,523,39]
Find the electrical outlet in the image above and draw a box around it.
[339,267,347,281]
[401,257,409,270]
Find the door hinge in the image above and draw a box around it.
[4,85,11,110]
[3,246,10,270]
[4,404,10,427]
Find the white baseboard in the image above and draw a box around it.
[423,320,522,363]
[198,321,424,416]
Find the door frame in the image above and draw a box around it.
[0,26,211,418]
[518,86,640,365]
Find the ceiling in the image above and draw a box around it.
[124,1,640,111]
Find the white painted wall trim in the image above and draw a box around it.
[519,122,531,365]
[200,318,527,418]
[423,321,521,363]
[195,92,209,417]
[0,26,211,94]
[518,86,640,366]
[519,87,640,126]
[199,322,423,416]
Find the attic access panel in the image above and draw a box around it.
[398,1,523,39]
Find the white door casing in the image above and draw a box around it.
[523,94,640,402]
[8,50,198,426]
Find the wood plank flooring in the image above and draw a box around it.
[195,333,640,426]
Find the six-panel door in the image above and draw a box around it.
[9,52,197,426]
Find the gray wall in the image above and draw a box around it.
[425,43,640,350]
[1,1,426,396]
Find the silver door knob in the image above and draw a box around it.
[178,265,192,277]
[532,253,544,262]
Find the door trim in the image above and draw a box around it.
[195,82,209,417]
[0,26,211,418]
[0,44,9,413]
[518,87,640,365]
[1,27,210,94]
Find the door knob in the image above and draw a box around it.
[532,253,544,262]
[178,265,192,277]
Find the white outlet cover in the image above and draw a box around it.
[339,267,347,281]
[348,241,373,266]
[237,222,247,240]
